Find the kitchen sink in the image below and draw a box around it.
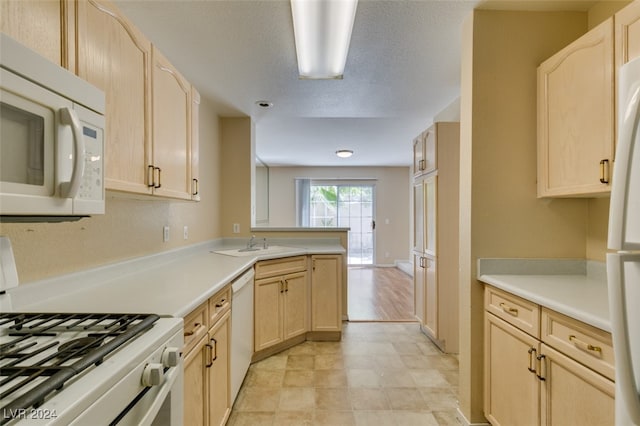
[212,245,298,257]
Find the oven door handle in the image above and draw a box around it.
[109,363,182,426]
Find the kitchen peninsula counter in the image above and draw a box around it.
[9,238,345,318]
[478,258,610,332]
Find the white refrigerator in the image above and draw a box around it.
[608,55,640,426]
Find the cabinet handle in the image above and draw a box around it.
[536,354,546,381]
[569,335,602,354]
[527,347,537,373]
[420,159,426,171]
[205,343,213,368]
[284,279,289,292]
[147,165,155,188]
[193,178,199,195]
[419,257,425,268]
[599,159,610,184]
[499,302,519,316]
[215,298,226,308]
[184,322,202,337]
[211,337,218,362]
[280,279,284,293]
[154,167,162,189]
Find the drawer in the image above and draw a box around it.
[541,308,614,381]
[485,286,540,338]
[183,301,208,355]
[208,285,231,326]
[255,255,307,279]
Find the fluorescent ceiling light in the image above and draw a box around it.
[290,0,358,79]
[336,149,354,158]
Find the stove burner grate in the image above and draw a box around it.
[0,312,159,425]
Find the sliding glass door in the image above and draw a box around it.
[310,183,375,265]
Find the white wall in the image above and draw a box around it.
[267,166,410,265]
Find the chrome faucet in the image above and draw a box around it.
[247,235,257,249]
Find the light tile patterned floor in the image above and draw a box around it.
[227,322,461,426]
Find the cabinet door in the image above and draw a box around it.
[310,255,342,332]
[284,271,309,338]
[413,253,425,324]
[537,18,614,197]
[254,276,284,351]
[484,313,540,426]
[423,126,437,174]
[190,86,201,201]
[424,175,437,256]
[208,312,231,426]
[77,0,152,195]
[413,180,425,253]
[539,344,614,426]
[151,46,191,200]
[423,255,438,339]
[0,0,68,67]
[413,134,425,176]
[616,0,640,67]
[183,335,208,426]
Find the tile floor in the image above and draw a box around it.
[227,322,461,426]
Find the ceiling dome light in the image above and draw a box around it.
[336,149,354,158]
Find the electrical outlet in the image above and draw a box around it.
[233,223,240,233]
[163,226,170,242]
[183,226,188,240]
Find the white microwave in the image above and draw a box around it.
[0,34,105,220]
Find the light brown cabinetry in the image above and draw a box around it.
[484,286,615,426]
[150,46,192,200]
[538,0,640,198]
[254,256,308,352]
[76,0,153,195]
[412,122,459,353]
[310,254,342,332]
[76,0,200,200]
[182,285,232,426]
[413,126,436,177]
[0,0,72,68]
[537,18,614,197]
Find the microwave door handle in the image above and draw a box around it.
[59,107,86,198]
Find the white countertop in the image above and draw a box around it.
[477,258,610,332]
[8,238,345,318]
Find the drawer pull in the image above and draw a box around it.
[536,354,547,381]
[184,322,202,337]
[527,347,537,373]
[215,298,227,308]
[499,303,519,316]
[569,335,602,354]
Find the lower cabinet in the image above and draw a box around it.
[183,286,231,426]
[311,254,342,332]
[254,270,308,352]
[253,254,343,358]
[484,286,614,426]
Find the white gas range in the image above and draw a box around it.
[0,239,184,425]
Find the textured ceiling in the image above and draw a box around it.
[114,0,592,167]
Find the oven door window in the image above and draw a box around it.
[0,89,55,196]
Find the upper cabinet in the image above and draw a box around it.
[537,0,640,198]
[76,0,153,195]
[0,0,72,69]
[151,46,192,200]
[413,126,437,177]
[537,18,614,197]
[615,0,640,67]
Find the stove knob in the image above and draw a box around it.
[142,363,164,387]
[161,347,180,368]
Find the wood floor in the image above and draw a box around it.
[347,266,416,322]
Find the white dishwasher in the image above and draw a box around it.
[231,268,255,403]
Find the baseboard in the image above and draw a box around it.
[456,408,490,426]
[395,259,413,277]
